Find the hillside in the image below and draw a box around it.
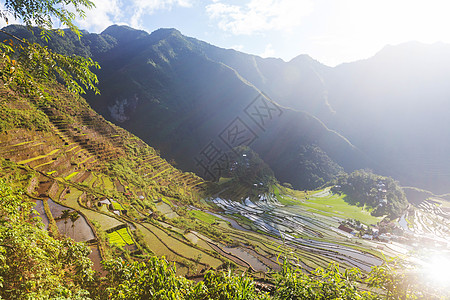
[0,25,369,190]
[0,81,210,271]
[0,73,386,274]
[1,26,449,299]
[0,74,389,297]
[4,25,450,194]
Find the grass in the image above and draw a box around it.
[161,197,172,206]
[143,222,222,268]
[111,201,124,210]
[277,194,303,206]
[13,140,34,146]
[190,210,221,224]
[276,186,380,224]
[107,228,134,247]
[102,176,115,190]
[218,177,232,185]
[301,191,382,225]
[64,171,79,181]
[17,149,60,164]
[65,145,79,152]
[108,228,134,246]
[108,231,126,247]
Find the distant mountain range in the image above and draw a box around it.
[4,25,450,193]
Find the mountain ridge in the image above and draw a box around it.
[4,24,449,192]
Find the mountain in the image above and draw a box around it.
[5,25,450,193]
[1,25,449,299]
[322,42,450,193]
[2,25,361,189]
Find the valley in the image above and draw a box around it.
[0,15,449,298]
[0,83,422,277]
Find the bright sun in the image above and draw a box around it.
[423,254,450,287]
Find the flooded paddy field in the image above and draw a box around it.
[33,199,96,242]
[209,190,385,272]
[61,187,123,231]
[48,199,96,242]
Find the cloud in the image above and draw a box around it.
[128,0,193,29]
[75,0,122,32]
[76,0,193,32]
[206,0,314,35]
[260,43,275,58]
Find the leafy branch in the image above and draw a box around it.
[0,28,100,96]
[0,0,99,97]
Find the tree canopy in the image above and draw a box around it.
[0,0,99,97]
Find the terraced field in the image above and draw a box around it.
[3,84,433,280]
[0,88,206,273]
[210,189,385,272]
[399,199,450,243]
[108,228,134,247]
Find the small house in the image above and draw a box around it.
[98,198,111,207]
[338,224,353,233]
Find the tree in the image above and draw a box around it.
[69,210,80,237]
[61,209,71,235]
[0,0,100,97]
[0,178,94,299]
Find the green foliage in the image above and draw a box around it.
[107,228,134,248]
[0,179,94,299]
[226,146,277,191]
[334,170,408,218]
[189,210,221,225]
[2,0,94,36]
[0,0,99,97]
[0,36,100,96]
[293,144,344,189]
[202,269,268,300]
[97,254,449,300]
[0,102,49,132]
[101,256,268,300]
[274,259,375,299]
[102,257,194,300]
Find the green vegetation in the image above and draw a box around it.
[98,254,447,300]
[276,144,344,189]
[0,178,94,299]
[0,1,447,299]
[333,170,408,218]
[111,201,124,210]
[226,146,277,190]
[108,228,134,247]
[64,171,79,181]
[303,190,383,225]
[189,210,221,224]
[0,103,50,132]
[0,0,99,97]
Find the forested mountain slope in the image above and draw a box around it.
[1,25,368,190]
[5,25,450,193]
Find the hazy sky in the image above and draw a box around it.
[5,0,450,66]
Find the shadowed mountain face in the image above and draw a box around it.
[322,42,450,193]
[5,25,449,192]
[80,25,357,189]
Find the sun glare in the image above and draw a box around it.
[423,254,450,287]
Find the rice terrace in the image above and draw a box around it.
[0,0,449,298]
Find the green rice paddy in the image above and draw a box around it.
[108,228,134,247]
[190,210,221,224]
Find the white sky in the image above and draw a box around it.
[4,0,450,66]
